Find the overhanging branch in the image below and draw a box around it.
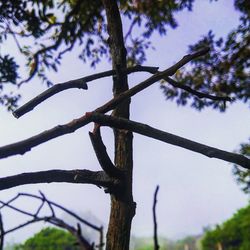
[13,48,210,119]
[13,65,159,118]
[0,169,114,191]
[0,48,210,159]
[90,113,250,169]
[0,115,92,159]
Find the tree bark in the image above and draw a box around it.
[102,1,135,250]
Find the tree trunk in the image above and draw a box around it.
[102,1,135,250]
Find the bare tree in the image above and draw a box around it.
[0,1,249,250]
[0,192,104,250]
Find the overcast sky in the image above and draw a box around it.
[0,0,249,244]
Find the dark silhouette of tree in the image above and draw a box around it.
[0,1,249,250]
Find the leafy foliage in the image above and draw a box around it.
[161,0,250,111]
[14,227,79,250]
[0,0,199,110]
[233,139,250,194]
[202,203,250,250]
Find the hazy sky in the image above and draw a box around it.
[0,0,249,244]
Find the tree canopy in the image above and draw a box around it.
[233,139,250,194]
[14,227,79,250]
[0,0,249,111]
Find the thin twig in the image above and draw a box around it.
[163,47,210,76]
[18,193,102,231]
[39,191,55,217]
[0,192,102,249]
[153,185,160,250]
[164,76,232,101]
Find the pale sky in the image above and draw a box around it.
[0,0,249,244]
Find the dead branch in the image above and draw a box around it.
[153,185,160,250]
[95,47,211,114]
[0,169,114,191]
[0,48,215,161]
[164,47,210,76]
[0,115,93,159]
[89,126,123,178]
[0,192,104,249]
[0,48,210,159]
[13,65,159,118]
[90,113,250,169]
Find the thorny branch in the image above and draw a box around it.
[0,192,104,250]
[153,185,160,250]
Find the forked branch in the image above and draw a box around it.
[0,48,211,159]
[0,192,104,249]
[0,110,249,168]
[90,113,250,169]
[89,126,123,178]
[13,65,159,118]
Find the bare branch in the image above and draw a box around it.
[89,126,123,178]
[0,169,114,191]
[164,76,232,102]
[19,192,102,231]
[164,47,210,76]
[0,192,100,249]
[90,113,250,169]
[95,48,211,114]
[13,48,209,119]
[13,79,88,118]
[13,65,159,118]
[153,185,160,250]
[0,115,92,159]
[0,49,209,159]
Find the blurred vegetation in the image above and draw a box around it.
[233,139,250,194]
[12,227,79,250]
[131,235,202,250]
[202,203,250,250]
